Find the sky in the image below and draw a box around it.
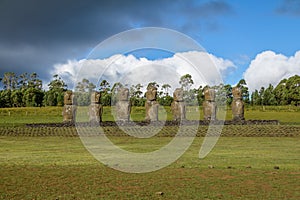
[1,0,300,92]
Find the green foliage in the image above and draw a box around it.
[253,75,300,106]
[101,92,112,106]
[23,87,44,107]
[263,84,277,105]
[285,75,300,105]
[44,74,67,106]
[75,92,91,106]
[158,95,173,106]
[0,71,299,108]
[1,72,18,90]
[179,74,194,91]
[179,74,198,105]
[130,96,146,107]
[99,79,110,93]
[129,83,145,106]
[161,83,171,96]
[237,79,250,104]
[0,72,44,107]
[11,90,24,107]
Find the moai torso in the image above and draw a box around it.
[91,91,101,104]
[64,91,73,105]
[171,88,186,121]
[203,88,217,121]
[232,87,244,121]
[89,91,103,123]
[145,85,159,121]
[63,91,77,123]
[116,88,131,121]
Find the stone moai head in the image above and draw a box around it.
[64,91,73,105]
[232,87,242,100]
[204,88,215,101]
[91,91,101,104]
[146,85,157,101]
[117,87,129,101]
[173,88,184,102]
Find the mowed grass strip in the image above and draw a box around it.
[0,136,299,199]
[1,105,300,126]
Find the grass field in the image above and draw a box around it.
[1,105,300,125]
[0,106,300,199]
[0,137,299,199]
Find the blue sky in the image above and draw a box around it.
[0,0,300,91]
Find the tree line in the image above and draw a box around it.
[0,71,299,108]
[251,75,300,106]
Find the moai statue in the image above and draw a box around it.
[202,88,217,121]
[116,87,131,121]
[171,88,186,121]
[63,91,77,123]
[232,87,245,121]
[89,91,103,123]
[145,85,159,121]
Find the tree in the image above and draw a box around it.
[98,80,111,106]
[48,74,67,91]
[99,80,110,93]
[130,83,143,98]
[237,79,250,104]
[158,95,173,106]
[75,78,96,93]
[0,90,12,107]
[259,87,265,106]
[28,72,42,89]
[179,74,195,105]
[262,84,277,105]
[23,87,44,107]
[44,74,67,106]
[212,84,229,107]
[18,72,29,90]
[274,78,287,105]
[1,72,17,90]
[251,89,260,106]
[197,85,205,106]
[161,84,171,96]
[11,90,24,107]
[285,75,300,106]
[129,83,145,106]
[0,91,5,108]
[74,78,97,106]
[179,74,194,91]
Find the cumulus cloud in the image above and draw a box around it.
[243,50,300,92]
[51,51,235,91]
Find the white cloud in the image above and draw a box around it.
[243,50,300,92]
[51,51,236,91]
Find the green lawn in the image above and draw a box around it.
[0,106,299,199]
[0,136,299,199]
[1,105,300,125]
